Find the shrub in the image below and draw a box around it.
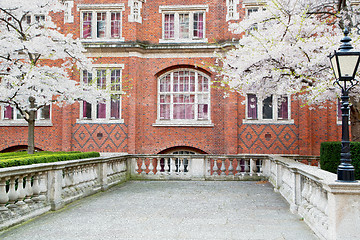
[320,142,360,180]
[0,152,100,168]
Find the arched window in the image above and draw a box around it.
[155,69,212,126]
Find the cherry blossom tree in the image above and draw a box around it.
[215,0,360,140]
[0,0,107,153]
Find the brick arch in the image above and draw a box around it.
[0,145,44,153]
[157,145,208,154]
[154,64,212,78]
[0,139,47,152]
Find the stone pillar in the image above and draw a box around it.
[190,157,205,180]
[326,183,360,240]
[98,161,108,191]
[48,168,64,211]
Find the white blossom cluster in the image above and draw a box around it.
[0,0,107,120]
[216,0,360,105]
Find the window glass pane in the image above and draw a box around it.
[164,14,175,39]
[193,13,204,38]
[111,69,121,91]
[179,14,189,38]
[83,101,92,119]
[160,75,171,92]
[97,12,106,38]
[111,94,120,119]
[173,72,179,92]
[83,12,92,38]
[277,96,288,120]
[263,96,273,119]
[198,75,209,92]
[25,15,31,24]
[4,105,13,120]
[198,94,209,120]
[247,94,257,119]
[160,95,170,119]
[190,72,195,92]
[97,70,106,89]
[83,70,92,85]
[173,94,194,119]
[111,12,121,38]
[97,102,106,118]
[40,105,50,119]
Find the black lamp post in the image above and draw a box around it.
[329,28,360,182]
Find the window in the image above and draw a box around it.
[128,0,144,23]
[226,0,239,21]
[64,0,74,23]
[159,5,208,43]
[154,69,212,126]
[244,94,293,124]
[0,105,51,126]
[78,4,125,41]
[78,65,124,123]
[24,14,45,25]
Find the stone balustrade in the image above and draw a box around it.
[0,153,359,240]
[131,155,267,180]
[0,155,128,230]
[264,155,360,240]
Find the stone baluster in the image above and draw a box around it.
[213,159,218,174]
[235,159,241,175]
[90,164,96,185]
[244,159,250,174]
[84,165,91,187]
[156,158,161,175]
[24,174,33,204]
[140,158,146,174]
[38,172,47,202]
[0,178,9,211]
[179,158,185,173]
[220,159,225,175]
[171,157,177,174]
[149,158,154,175]
[165,158,170,173]
[228,159,234,175]
[7,177,18,209]
[31,174,41,202]
[301,178,310,206]
[250,158,256,176]
[16,175,26,207]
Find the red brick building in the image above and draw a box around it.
[0,0,341,155]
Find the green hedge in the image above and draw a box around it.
[320,142,360,180]
[0,151,100,168]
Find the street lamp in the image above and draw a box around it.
[329,28,360,182]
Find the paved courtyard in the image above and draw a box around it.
[0,181,318,240]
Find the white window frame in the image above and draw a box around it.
[243,1,266,18]
[0,105,52,126]
[159,5,208,43]
[226,0,239,21]
[64,0,74,23]
[128,0,145,23]
[78,4,125,41]
[77,64,125,124]
[154,69,213,127]
[243,94,294,124]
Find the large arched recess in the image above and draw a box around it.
[0,145,43,153]
[155,64,212,79]
[158,146,207,154]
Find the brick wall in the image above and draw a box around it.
[0,0,341,155]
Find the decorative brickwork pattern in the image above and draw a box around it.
[72,123,128,152]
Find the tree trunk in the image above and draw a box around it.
[350,98,360,142]
[27,97,36,154]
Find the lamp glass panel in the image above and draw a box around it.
[330,55,339,79]
[337,55,359,78]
